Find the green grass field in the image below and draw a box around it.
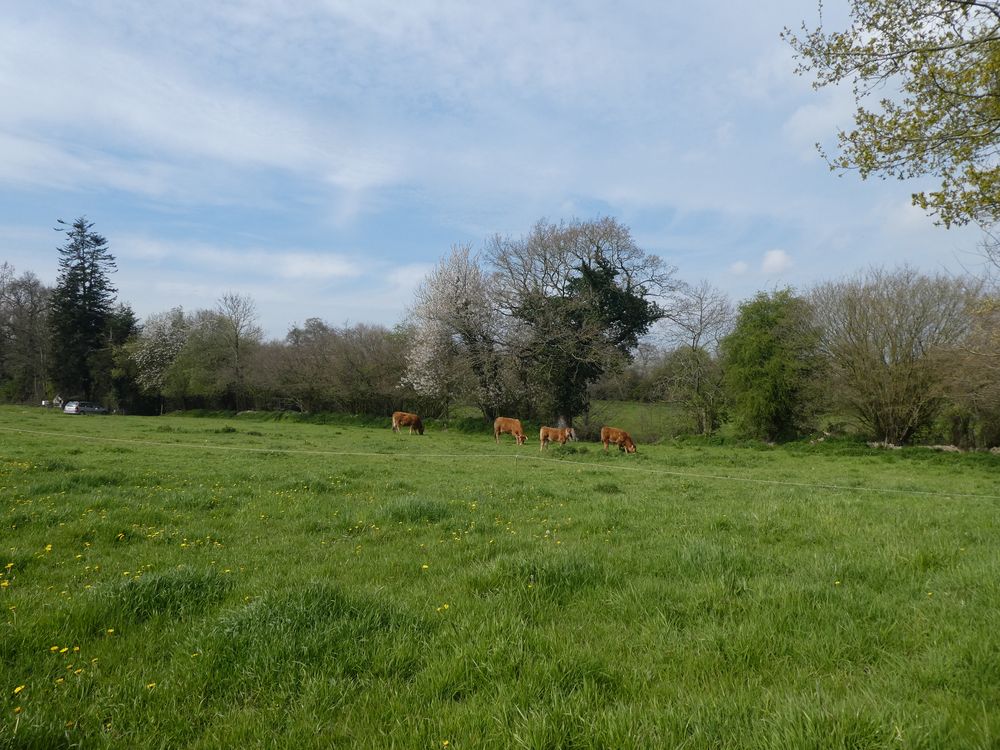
[2,405,999,749]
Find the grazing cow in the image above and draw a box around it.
[601,426,636,454]
[494,417,527,445]
[392,411,424,435]
[539,426,576,451]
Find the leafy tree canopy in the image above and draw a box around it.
[491,218,676,424]
[784,0,1000,228]
[722,289,823,441]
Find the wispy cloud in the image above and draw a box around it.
[0,1,987,337]
[116,237,363,281]
[762,249,793,273]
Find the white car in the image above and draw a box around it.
[63,401,109,415]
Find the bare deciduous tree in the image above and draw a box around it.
[943,292,1000,447]
[653,280,734,434]
[0,265,51,402]
[812,266,978,444]
[217,293,263,409]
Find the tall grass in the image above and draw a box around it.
[1,405,999,748]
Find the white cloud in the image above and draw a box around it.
[275,253,361,280]
[385,263,434,289]
[729,260,750,275]
[120,239,363,281]
[1,0,990,337]
[729,43,801,102]
[781,87,855,162]
[762,249,793,273]
[0,16,403,218]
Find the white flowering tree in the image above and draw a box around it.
[404,245,511,420]
[128,307,189,411]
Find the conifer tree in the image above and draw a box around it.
[49,217,118,399]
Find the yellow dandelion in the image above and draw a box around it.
[146,682,156,689]
[106,629,115,635]
[49,645,59,652]
[1,580,9,588]
[421,564,429,570]
[13,706,22,714]
[13,685,25,695]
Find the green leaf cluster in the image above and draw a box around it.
[721,289,823,441]
[784,0,1000,227]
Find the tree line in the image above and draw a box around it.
[2,215,998,448]
[6,0,1000,445]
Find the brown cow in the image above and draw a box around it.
[494,417,527,445]
[601,426,636,453]
[539,426,576,451]
[392,411,424,435]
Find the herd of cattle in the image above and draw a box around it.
[391,411,637,453]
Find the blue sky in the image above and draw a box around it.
[0,0,984,338]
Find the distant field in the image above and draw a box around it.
[576,400,690,442]
[2,405,999,748]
